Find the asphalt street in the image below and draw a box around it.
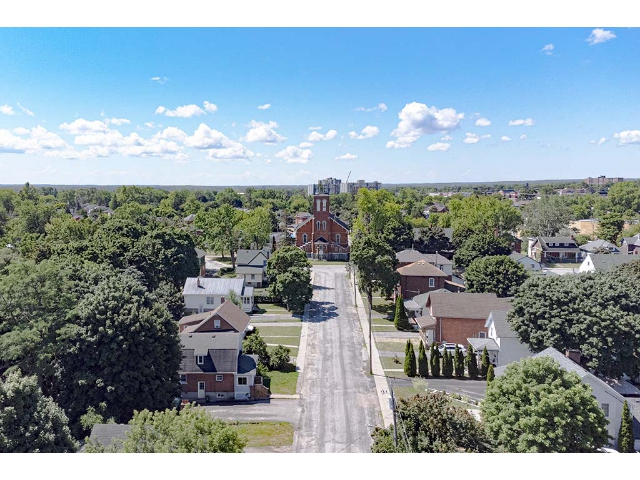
[292,264,381,453]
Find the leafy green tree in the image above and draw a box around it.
[0,371,78,453]
[454,345,465,378]
[607,181,640,216]
[121,404,246,452]
[195,204,243,268]
[453,234,511,268]
[372,392,493,452]
[596,213,625,244]
[404,341,417,377]
[430,343,441,377]
[448,195,521,239]
[370,426,401,452]
[215,188,243,208]
[481,357,609,452]
[269,345,291,371]
[520,195,573,237]
[466,345,478,380]
[382,216,414,252]
[617,400,635,453]
[464,255,528,297]
[414,225,452,254]
[238,206,273,250]
[480,347,490,377]
[226,289,242,308]
[507,272,640,377]
[418,341,429,377]
[266,246,313,313]
[266,245,310,279]
[242,330,270,367]
[486,365,495,383]
[393,294,411,331]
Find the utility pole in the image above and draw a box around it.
[368,289,373,375]
[390,385,398,449]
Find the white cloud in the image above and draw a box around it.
[308,126,322,131]
[185,123,254,160]
[155,104,206,118]
[463,133,480,144]
[475,118,491,127]
[355,103,388,113]
[441,135,453,141]
[12,127,30,135]
[105,117,131,126]
[203,101,218,113]
[145,122,156,128]
[335,153,358,161]
[586,28,616,46]
[151,76,168,84]
[614,130,640,145]
[541,44,554,55]
[387,102,464,149]
[481,134,491,139]
[257,104,271,110]
[1,105,16,116]
[519,134,527,139]
[348,125,379,140]
[298,142,313,148]
[17,103,34,116]
[0,126,73,156]
[154,126,188,142]
[59,119,110,135]
[508,118,535,126]
[241,120,286,144]
[590,137,607,145]
[501,136,512,142]
[307,129,338,142]
[427,142,451,152]
[275,145,313,164]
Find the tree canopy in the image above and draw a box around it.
[520,195,573,238]
[453,234,511,268]
[267,247,312,313]
[464,255,528,297]
[481,356,609,452]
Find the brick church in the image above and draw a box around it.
[294,194,350,260]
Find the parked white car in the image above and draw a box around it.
[438,342,467,356]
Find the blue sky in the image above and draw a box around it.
[0,27,638,186]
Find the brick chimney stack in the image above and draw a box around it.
[565,349,581,364]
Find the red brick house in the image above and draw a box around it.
[397,260,450,299]
[294,194,350,260]
[178,301,269,402]
[417,292,512,345]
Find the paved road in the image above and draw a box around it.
[293,265,381,453]
[203,399,301,426]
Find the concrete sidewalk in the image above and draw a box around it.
[351,281,394,428]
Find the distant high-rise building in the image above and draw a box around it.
[307,177,381,196]
[584,176,624,186]
[340,179,381,194]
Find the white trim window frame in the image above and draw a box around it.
[197,355,205,365]
[216,374,223,382]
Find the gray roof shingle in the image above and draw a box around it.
[427,292,512,319]
[485,310,517,338]
[87,424,131,451]
[183,277,245,296]
[584,253,639,272]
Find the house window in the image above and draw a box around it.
[322,199,327,211]
[216,375,223,382]
[316,221,320,230]
[322,221,326,230]
[303,234,308,243]
[429,278,435,288]
[180,374,187,384]
[336,234,340,244]
[221,297,225,304]
[251,274,255,280]
[478,332,486,338]
[206,297,214,305]
[197,355,205,365]
[237,377,247,386]
[198,381,205,391]
[214,319,221,329]
[601,403,609,417]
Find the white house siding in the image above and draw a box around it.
[579,257,595,273]
[582,376,624,446]
[234,374,255,400]
[495,337,532,367]
[183,294,254,313]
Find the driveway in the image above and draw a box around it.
[203,399,301,427]
[293,264,381,453]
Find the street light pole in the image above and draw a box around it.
[369,295,373,375]
[390,384,398,448]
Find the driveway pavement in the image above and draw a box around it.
[292,265,381,453]
[203,399,301,427]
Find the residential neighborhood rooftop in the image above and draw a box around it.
[427,292,512,319]
[396,260,449,277]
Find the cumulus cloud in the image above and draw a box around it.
[519,134,527,139]
[185,123,254,160]
[150,76,168,84]
[308,126,322,130]
[463,133,480,144]
[1,105,16,116]
[12,127,30,135]
[475,118,491,127]
[145,122,156,128]
[348,125,379,140]
[105,118,131,126]
[59,119,110,135]
[0,126,74,156]
[441,135,453,141]
[586,28,616,46]
[257,103,271,110]
[508,118,535,126]
[154,126,188,142]
[355,103,387,112]
[307,129,338,142]
[590,137,607,145]
[203,101,218,113]
[275,146,313,164]
[155,104,206,118]
[17,103,34,116]
[427,142,451,152]
[541,44,554,55]
[241,120,286,144]
[387,102,464,149]
[335,153,358,161]
[501,136,512,142]
[614,130,640,145]
[298,142,313,148]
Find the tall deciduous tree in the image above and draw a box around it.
[0,371,78,453]
[464,255,528,297]
[447,195,521,238]
[453,234,511,268]
[195,204,243,268]
[481,357,609,452]
[267,247,312,313]
[520,195,573,238]
[414,225,452,254]
[596,213,625,244]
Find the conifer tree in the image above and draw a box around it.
[394,294,411,331]
[404,341,417,377]
[454,345,465,377]
[480,346,490,377]
[442,351,453,378]
[617,400,635,453]
[466,345,478,380]
[418,341,429,377]
[486,364,495,383]
[430,343,440,377]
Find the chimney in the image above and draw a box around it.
[197,277,201,288]
[565,349,581,365]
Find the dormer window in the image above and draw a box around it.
[197,355,205,365]
[214,319,221,329]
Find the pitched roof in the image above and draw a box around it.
[537,237,579,249]
[412,290,450,308]
[237,354,258,375]
[415,314,437,329]
[396,249,429,263]
[621,234,640,246]
[236,266,264,275]
[467,338,499,351]
[484,310,517,338]
[330,214,350,232]
[183,277,245,296]
[180,331,241,355]
[87,424,132,451]
[426,292,512,319]
[179,300,251,333]
[397,260,449,277]
[579,239,620,253]
[584,253,639,272]
[423,253,452,265]
[509,252,539,264]
[236,249,268,266]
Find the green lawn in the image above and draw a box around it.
[376,340,421,353]
[254,303,291,314]
[392,378,429,400]
[372,317,395,326]
[231,421,294,449]
[256,325,302,337]
[309,260,348,266]
[263,369,299,395]
[251,317,301,323]
[381,354,407,370]
[372,325,399,332]
[266,345,299,357]
[262,336,301,348]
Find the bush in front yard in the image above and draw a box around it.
[466,345,478,380]
[269,345,291,371]
[243,331,271,367]
[404,341,416,377]
[454,345,465,378]
[430,343,441,377]
[418,341,429,377]
[442,351,453,378]
[394,294,412,331]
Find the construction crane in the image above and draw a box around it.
[345,171,351,184]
